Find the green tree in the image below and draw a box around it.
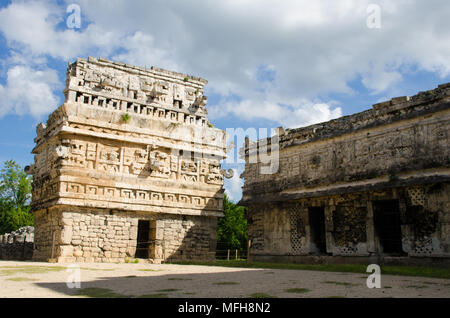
[0,160,34,234]
[217,194,248,250]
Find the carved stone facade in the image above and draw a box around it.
[28,57,228,263]
[241,83,450,264]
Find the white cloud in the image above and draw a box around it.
[362,69,403,95]
[0,65,60,117]
[0,0,449,125]
[1,0,449,198]
[224,168,244,202]
[112,31,180,72]
[209,96,342,128]
[0,1,124,60]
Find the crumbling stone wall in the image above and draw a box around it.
[247,204,266,253]
[32,206,217,263]
[262,204,292,255]
[241,83,450,200]
[246,184,448,260]
[241,83,450,262]
[0,227,34,260]
[164,216,217,261]
[32,209,62,261]
[332,205,367,256]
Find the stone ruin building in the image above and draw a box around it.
[240,83,450,266]
[27,57,229,263]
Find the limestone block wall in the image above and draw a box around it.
[162,217,217,261]
[32,206,217,263]
[0,229,34,261]
[32,209,62,261]
[0,241,34,261]
[247,205,265,253]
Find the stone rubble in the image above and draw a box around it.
[0,227,35,260]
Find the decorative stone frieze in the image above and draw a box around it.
[241,83,450,263]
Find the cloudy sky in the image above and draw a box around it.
[0,0,450,201]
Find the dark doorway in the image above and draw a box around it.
[136,220,150,258]
[308,207,327,254]
[373,200,403,254]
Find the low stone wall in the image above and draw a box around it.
[0,227,34,260]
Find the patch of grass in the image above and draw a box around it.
[322,281,358,287]
[80,268,115,271]
[138,269,164,272]
[285,288,310,294]
[124,258,139,264]
[214,281,239,285]
[384,286,392,289]
[6,277,39,282]
[125,275,137,278]
[184,292,196,295]
[169,260,450,279]
[0,266,66,276]
[75,288,129,298]
[406,285,429,289]
[155,288,181,292]
[382,267,450,279]
[121,113,131,123]
[138,293,169,298]
[249,293,277,298]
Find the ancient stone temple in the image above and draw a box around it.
[27,57,229,263]
[240,83,450,266]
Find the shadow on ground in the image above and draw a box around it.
[33,266,450,298]
[35,269,282,298]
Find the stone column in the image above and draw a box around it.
[366,201,375,253]
[300,206,311,254]
[324,205,335,254]
[154,220,164,260]
[67,90,77,102]
[398,197,411,254]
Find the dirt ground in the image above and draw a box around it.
[0,260,449,298]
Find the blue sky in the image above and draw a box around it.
[1,0,450,202]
